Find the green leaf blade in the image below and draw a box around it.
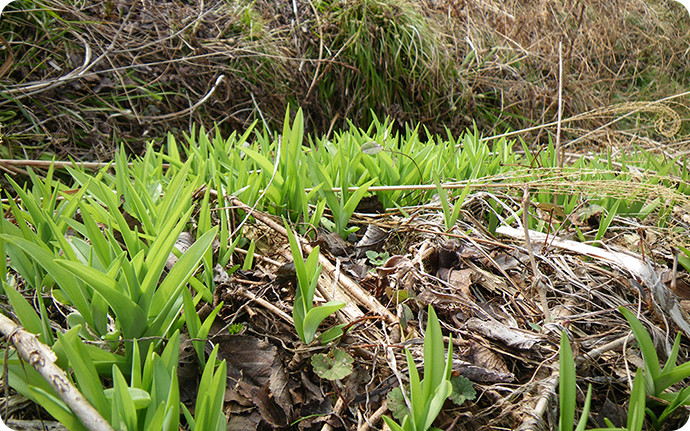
[559,331,576,431]
[57,260,146,338]
[302,301,345,344]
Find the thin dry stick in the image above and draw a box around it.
[498,224,690,338]
[304,167,677,194]
[237,289,293,326]
[6,419,67,430]
[250,91,271,135]
[521,185,551,323]
[228,197,397,324]
[555,40,564,169]
[76,5,133,78]
[321,397,347,431]
[356,400,388,431]
[476,89,690,146]
[0,159,121,170]
[0,159,173,177]
[518,333,636,431]
[138,74,226,121]
[304,0,325,101]
[0,313,114,431]
[517,368,559,431]
[3,32,92,98]
[0,162,28,177]
[577,333,634,366]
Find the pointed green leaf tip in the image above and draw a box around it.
[361,141,384,155]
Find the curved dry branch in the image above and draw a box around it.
[228,197,397,325]
[0,313,114,431]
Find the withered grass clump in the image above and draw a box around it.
[443,0,690,147]
[313,0,459,130]
[0,0,689,158]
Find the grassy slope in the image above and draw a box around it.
[0,0,688,159]
[1,111,689,429]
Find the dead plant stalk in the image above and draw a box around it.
[0,313,113,431]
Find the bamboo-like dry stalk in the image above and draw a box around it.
[0,313,113,431]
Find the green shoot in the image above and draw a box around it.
[383,305,453,431]
[284,220,345,343]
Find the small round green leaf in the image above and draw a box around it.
[311,348,354,380]
[386,387,409,421]
[449,375,476,406]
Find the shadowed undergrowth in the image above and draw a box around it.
[0,0,689,160]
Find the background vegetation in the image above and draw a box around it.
[0,0,689,159]
[1,1,690,430]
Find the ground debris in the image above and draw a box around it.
[212,195,690,429]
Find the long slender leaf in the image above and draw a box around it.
[146,227,217,337]
[342,178,376,218]
[619,307,660,393]
[196,346,227,431]
[94,181,141,256]
[56,330,110,420]
[559,331,576,431]
[196,302,223,364]
[3,281,43,337]
[406,349,423,424]
[383,415,406,431]
[138,206,195,314]
[574,385,592,431]
[76,203,114,268]
[302,301,345,344]
[420,380,451,430]
[657,387,690,423]
[2,353,87,431]
[57,331,127,375]
[0,235,93,325]
[661,333,682,374]
[627,370,646,431]
[196,345,220,427]
[57,260,146,338]
[29,386,90,431]
[595,200,620,242]
[109,366,140,430]
[422,306,445,403]
[655,362,690,394]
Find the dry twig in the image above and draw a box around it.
[0,313,113,431]
[228,197,397,324]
